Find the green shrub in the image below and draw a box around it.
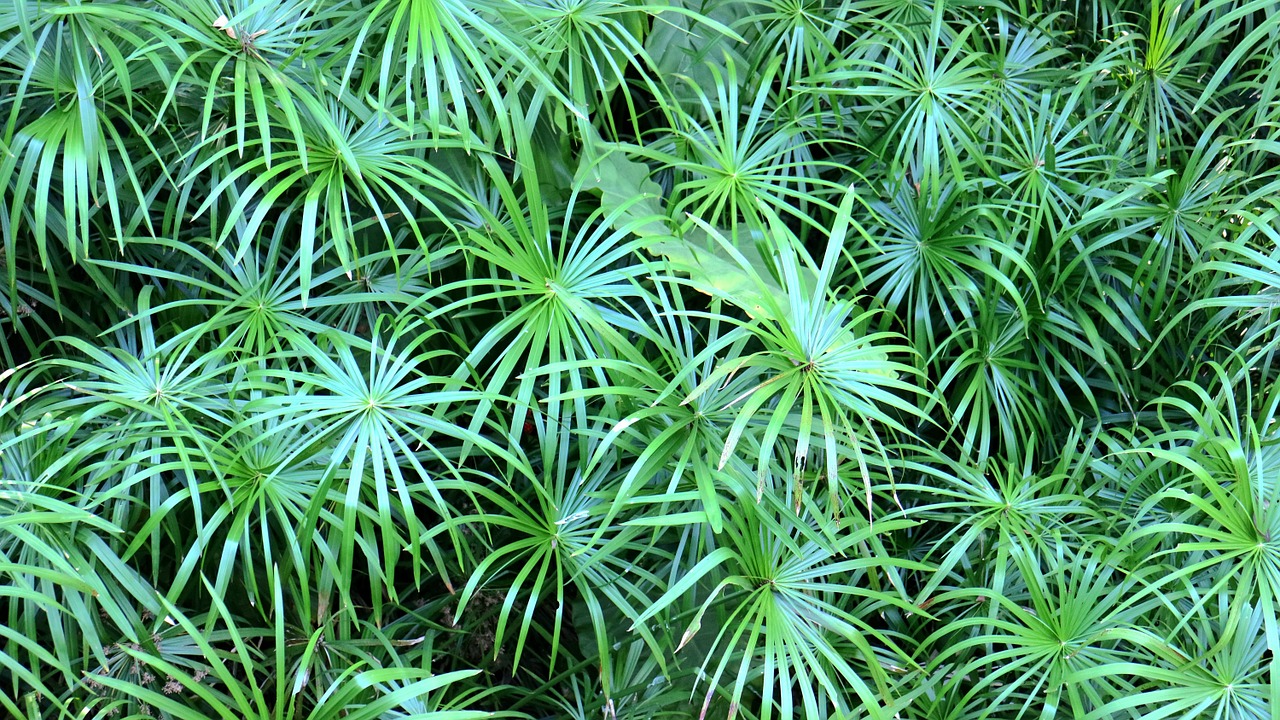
[1,0,1279,717]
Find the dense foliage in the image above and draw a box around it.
[3,0,1280,717]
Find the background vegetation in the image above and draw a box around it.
[2,0,1280,717]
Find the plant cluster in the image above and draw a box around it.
[2,0,1280,717]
